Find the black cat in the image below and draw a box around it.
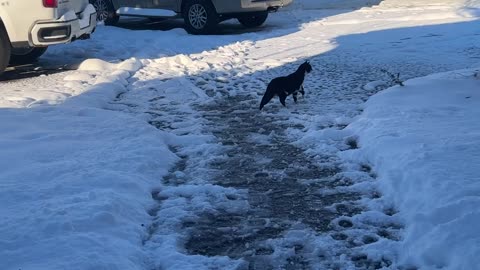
[259,61,313,110]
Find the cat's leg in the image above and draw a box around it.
[292,92,298,103]
[300,85,305,96]
[279,92,287,107]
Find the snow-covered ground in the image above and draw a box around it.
[1,0,480,269]
[344,68,480,269]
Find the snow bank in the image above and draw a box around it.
[0,57,179,270]
[0,58,141,109]
[0,104,176,270]
[344,69,480,269]
[291,0,480,9]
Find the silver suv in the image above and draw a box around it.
[90,0,292,34]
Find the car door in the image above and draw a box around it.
[151,0,178,10]
[112,0,154,8]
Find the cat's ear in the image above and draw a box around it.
[305,60,310,64]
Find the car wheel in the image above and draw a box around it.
[90,0,119,25]
[238,11,268,28]
[10,47,48,65]
[183,0,219,35]
[0,25,10,75]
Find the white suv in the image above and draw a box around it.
[0,0,97,75]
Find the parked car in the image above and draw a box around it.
[90,0,292,34]
[0,0,97,75]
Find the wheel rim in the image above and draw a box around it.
[93,0,110,21]
[188,4,208,29]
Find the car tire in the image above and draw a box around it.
[0,25,11,75]
[10,47,48,65]
[238,11,268,28]
[89,0,119,26]
[183,0,219,35]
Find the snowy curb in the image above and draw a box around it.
[344,68,480,269]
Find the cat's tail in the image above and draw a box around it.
[259,86,275,110]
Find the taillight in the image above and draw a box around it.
[43,0,58,8]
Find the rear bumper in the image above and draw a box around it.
[29,4,97,46]
[244,0,293,9]
[217,0,293,14]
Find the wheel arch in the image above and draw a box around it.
[90,0,119,25]
[181,0,217,15]
[109,0,120,10]
[90,0,118,12]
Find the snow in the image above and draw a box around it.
[1,0,480,269]
[0,52,175,270]
[344,69,480,269]
[0,99,177,270]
